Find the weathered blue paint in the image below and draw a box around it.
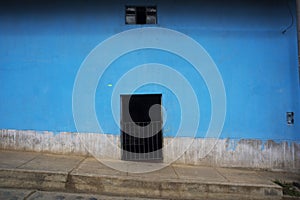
[0,0,299,141]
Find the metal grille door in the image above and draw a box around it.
[121,94,163,161]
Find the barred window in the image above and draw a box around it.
[126,6,157,25]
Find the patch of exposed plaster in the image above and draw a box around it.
[0,129,299,171]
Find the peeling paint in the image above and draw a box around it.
[0,129,299,171]
[226,139,237,151]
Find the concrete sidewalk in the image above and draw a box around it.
[0,150,299,200]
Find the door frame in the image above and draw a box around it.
[120,93,163,161]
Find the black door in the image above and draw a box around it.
[121,94,163,161]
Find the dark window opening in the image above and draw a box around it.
[126,6,157,24]
[287,112,294,125]
[121,94,163,161]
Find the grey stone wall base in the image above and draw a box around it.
[0,129,299,171]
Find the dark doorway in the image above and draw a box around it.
[121,94,163,161]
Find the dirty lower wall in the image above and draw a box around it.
[0,130,299,171]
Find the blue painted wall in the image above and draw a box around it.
[0,0,299,141]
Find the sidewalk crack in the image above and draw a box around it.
[214,167,230,182]
[65,156,88,191]
[68,156,88,174]
[16,154,41,169]
[23,190,36,200]
[171,165,179,179]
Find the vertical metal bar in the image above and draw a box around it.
[130,122,132,160]
[121,122,123,160]
[133,123,135,160]
[137,122,139,160]
[140,123,142,160]
[123,122,126,160]
[126,122,129,160]
[160,121,163,159]
[155,122,159,159]
[152,122,155,160]
[122,122,124,160]
[148,122,151,160]
[144,122,146,160]
[140,122,143,160]
[141,122,144,160]
[123,122,125,160]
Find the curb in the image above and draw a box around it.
[0,168,283,200]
